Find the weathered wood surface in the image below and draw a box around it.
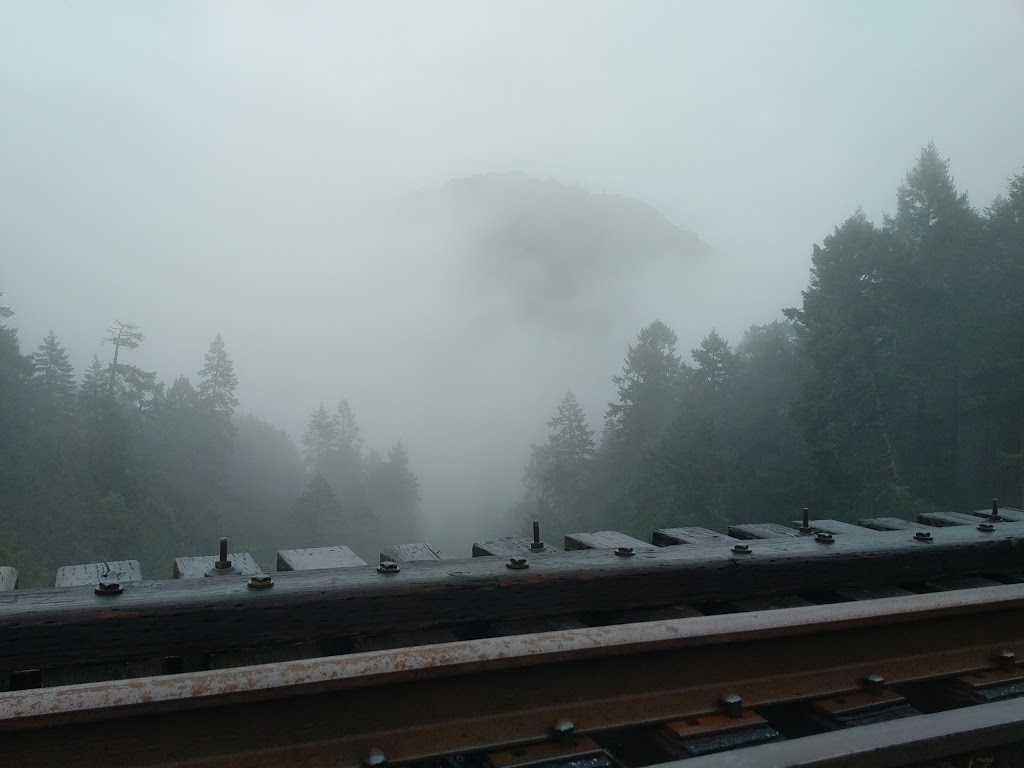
[789,519,872,536]
[55,560,143,587]
[858,517,933,531]
[973,507,1024,522]
[4,522,1024,670]
[0,567,18,591]
[918,511,983,527]
[729,523,804,540]
[472,536,559,557]
[564,531,656,551]
[276,546,366,572]
[653,527,735,545]
[379,543,454,562]
[173,553,262,579]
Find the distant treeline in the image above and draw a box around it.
[0,317,418,585]
[518,144,1024,541]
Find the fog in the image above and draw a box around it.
[3,1,1023,557]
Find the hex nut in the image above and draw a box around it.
[94,581,123,595]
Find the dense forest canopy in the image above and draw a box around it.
[1,144,1022,584]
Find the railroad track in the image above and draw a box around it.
[3,505,1024,767]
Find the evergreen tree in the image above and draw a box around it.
[522,390,595,535]
[32,331,76,405]
[197,333,239,417]
[300,404,338,472]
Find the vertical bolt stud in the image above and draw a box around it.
[800,507,812,534]
[206,536,241,576]
[530,519,545,551]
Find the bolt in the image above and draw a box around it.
[815,532,834,544]
[507,556,529,570]
[247,575,274,590]
[914,531,933,542]
[615,546,635,557]
[990,498,1004,522]
[362,748,388,768]
[377,561,401,574]
[995,650,1017,671]
[552,719,575,745]
[94,581,123,595]
[863,673,886,694]
[978,522,996,532]
[530,519,545,551]
[206,536,241,576]
[800,507,812,533]
[719,693,743,718]
[731,543,751,554]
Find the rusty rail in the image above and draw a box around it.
[4,584,1024,767]
[3,522,1024,670]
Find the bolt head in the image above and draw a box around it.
[731,543,751,554]
[362,748,388,768]
[507,557,529,570]
[247,575,274,590]
[995,650,1017,670]
[914,531,933,541]
[552,719,575,744]
[863,673,886,693]
[719,693,743,717]
[377,561,401,574]
[94,581,123,595]
[978,522,996,532]
[615,546,635,556]
[815,532,834,544]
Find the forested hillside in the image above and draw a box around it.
[2,144,1021,582]
[518,144,1024,541]
[0,319,419,584]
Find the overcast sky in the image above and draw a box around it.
[2,1,1023,547]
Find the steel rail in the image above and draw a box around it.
[3,522,1024,670]
[3,584,1024,767]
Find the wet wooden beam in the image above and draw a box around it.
[379,543,454,562]
[472,536,558,557]
[653,527,734,545]
[276,546,366,571]
[0,567,18,591]
[919,511,982,527]
[729,523,804,539]
[5,523,1024,670]
[858,517,932,532]
[173,552,261,579]
[788,519,872,536]
[565,531,655,551]
[55,561,142,587]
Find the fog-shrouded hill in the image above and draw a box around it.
[351,173,719,553]
[388,173,709,336]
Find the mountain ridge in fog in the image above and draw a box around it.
[380,172,710,343]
